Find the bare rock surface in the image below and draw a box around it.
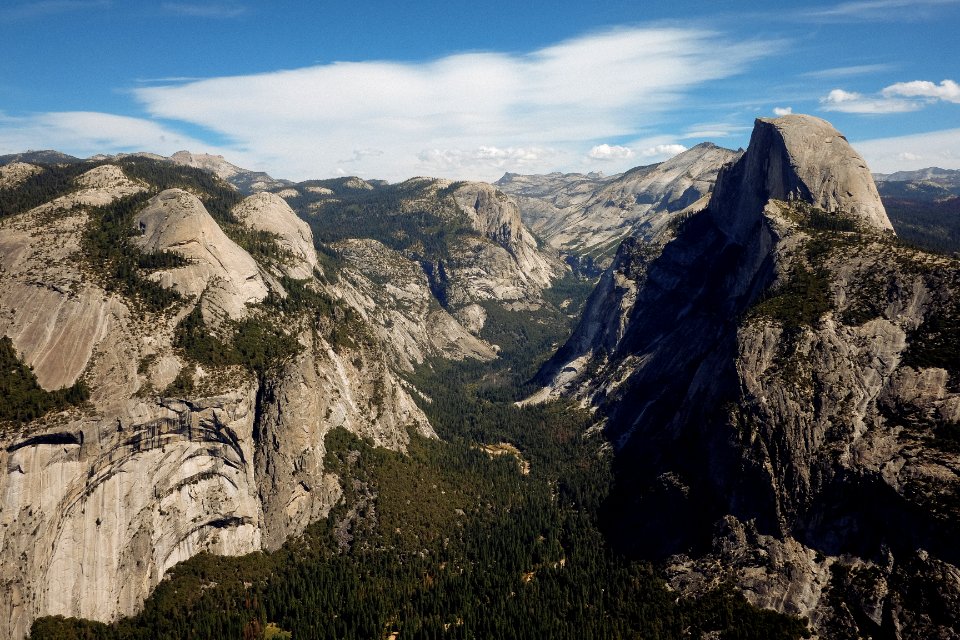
[0,162,42,189]
[133,189,269,321]
[334,238,496,369]
[233,191,318,279]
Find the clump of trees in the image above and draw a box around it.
[0,336,89,426]
[172,305,301,378]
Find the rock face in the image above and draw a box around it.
[134,189,270,322]
[710,115,892,237]
[447,182,558,307]
[533,114,960,637]
[0,160,459,639]
[282,176,567,339]
[497,143,740,267]
[232,191,319,279]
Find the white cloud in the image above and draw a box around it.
[773,106,793,116]
[882,79,960,103]
[0,111,230,160]
[821,79,960,115]
[638,143,687,158]
[417,146,560,174]
[819,88,920,114]
[128,26,773,181]
[588,144,635,161]
[853,127,960,172]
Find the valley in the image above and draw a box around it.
[1,114,958,640]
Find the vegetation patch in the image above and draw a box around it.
[750,263,833,330]
[902,299,960,384]
[0,336,89,426]
[0,162,104,219]
[172,305,302,378]
[263,275,367,352]
[883,195,960,256]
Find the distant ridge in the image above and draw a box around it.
[0,150,81,165]
[0,149,291,195]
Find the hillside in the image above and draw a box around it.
[531,114,960,638]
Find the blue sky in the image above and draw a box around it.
[1,0,958,181]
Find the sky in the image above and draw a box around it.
[1,0,959,182]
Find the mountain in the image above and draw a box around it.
[870,168,960,255]
[1,149,290,195]
[272,176,568,339]
[496,142,740,271]
[165,151,292,194]
[0,150,81,166]
[0,154,582,638]
[530,114,960,637]
[875,167,960,192]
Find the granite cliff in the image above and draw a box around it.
[0,158,560,637]
[531,114,960,638]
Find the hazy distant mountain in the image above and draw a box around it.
[874,166,960,187]
[870,167,960,254]
[497,143,741,270]
[0,150,81,165]
[2,149,291,195]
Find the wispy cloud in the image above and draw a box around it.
[638,143,687,158]
[800,0,959,22]
[820,88,919,113]
[773,106,793,116]
[0,0,109,21]
[134,76,207,84]
[801,63,895,79]
[160,3,247,18]
[127,26,773,180]
[679,121,752,140]
[855,127,960,172]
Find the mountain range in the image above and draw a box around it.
[1,115,959,639]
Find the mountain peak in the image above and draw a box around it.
[711,114,893,237]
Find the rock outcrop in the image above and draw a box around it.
[0,162,42,189]
[232,191,319,279]
[439,182,560,312]
[134,189,269,322]
[532,114,960,637]
[167,150,291,193]
[0,160,468,639]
